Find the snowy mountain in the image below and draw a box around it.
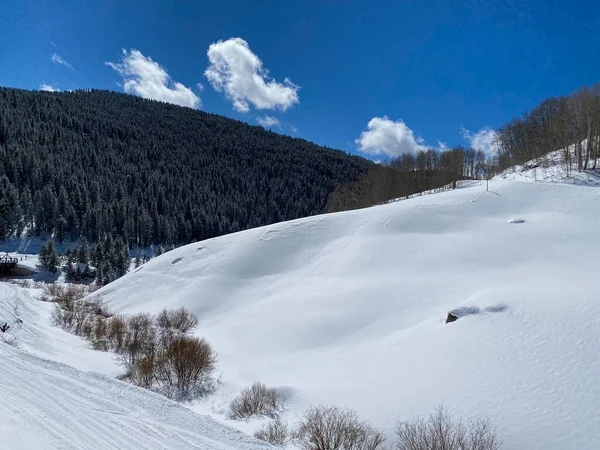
[91,177,600,449]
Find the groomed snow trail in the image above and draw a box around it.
[97,180,600,449]
[0,283,270,450]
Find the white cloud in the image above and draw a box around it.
[205,37,299,113]
[107,49,200,109]
[196,82,204,92]
[257,115,281,129]
[355,116,426,157]
[39,83,60,92]
[51,53,72,69]
[460,126,498,155]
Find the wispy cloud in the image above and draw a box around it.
[205,37,299,113]
[39,83,60,92]
[107,49,200,109]
[257,115,281,129]
[460,125,498,155]
[51,53,73,69]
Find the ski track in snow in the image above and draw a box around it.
[0,283,270,450]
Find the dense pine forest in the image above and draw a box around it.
[0,88,371,247]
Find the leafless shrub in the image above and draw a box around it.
[38,293,52,302]
[395,404,501,450]
[295,405,385,450]
[118,313,157,374]
[130,353,157,389]
[87,283,102,293]
[107,314,127,351]
[255,419,291,446]
[228,382,286,420]
[44,283,65,297]
[154,336,217,399]
[156,307,198,341]
[51,302,74,328]
[91,317,109,351]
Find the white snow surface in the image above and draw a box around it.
[0,283,270,450]
[93,179,600,449]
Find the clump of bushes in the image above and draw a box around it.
[254,419,291,447]
[228,382,286,419]
[249,403,501,450]
[294,405,385,450]
[47,284,216,400]
[395,404,500,450]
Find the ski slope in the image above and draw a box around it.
[96,179,600,449]
[0,283,270,450]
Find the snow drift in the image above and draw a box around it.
[95,179,600,449]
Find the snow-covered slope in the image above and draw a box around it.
[0,283,270,450]
[495,149,600,186]
[96,179,600,449]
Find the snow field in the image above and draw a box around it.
[94,179,600,449]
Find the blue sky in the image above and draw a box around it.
[2,0,600,160]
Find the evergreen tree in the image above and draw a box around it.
[101,260,112,286]
[78,237,89,265]
[83,263,91,279]
[66,252,75,281]
[135,253,142,268]
[40,238,60,273]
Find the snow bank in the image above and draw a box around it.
[96,180,600,449]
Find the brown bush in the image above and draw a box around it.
[107,314,127,351]
[228,382,286,420]
[295,405,385,450]
[395,404,501,450]
[131,353,156,389]
[154,335,217,398]
[156,307,198,336]
[255,419,290,446]
[92,317,109,351]
[118,313,157,373]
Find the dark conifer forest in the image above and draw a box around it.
[0,87,371,246]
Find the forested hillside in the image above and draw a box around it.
[0,88,370,246]
[496,84,600,173]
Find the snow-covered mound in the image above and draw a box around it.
[495,149,600,186]
[97,180,600,449]
[0,283,269,450]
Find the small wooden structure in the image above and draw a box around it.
[0,253,18,268]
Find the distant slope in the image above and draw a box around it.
[0,87,370,246]
[0,283,270,450]
[98,180,600,449]
[495,148,600,186]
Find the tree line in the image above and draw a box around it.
[0,87,370,247]
[496,84,600,174]
[328,146,490,212]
